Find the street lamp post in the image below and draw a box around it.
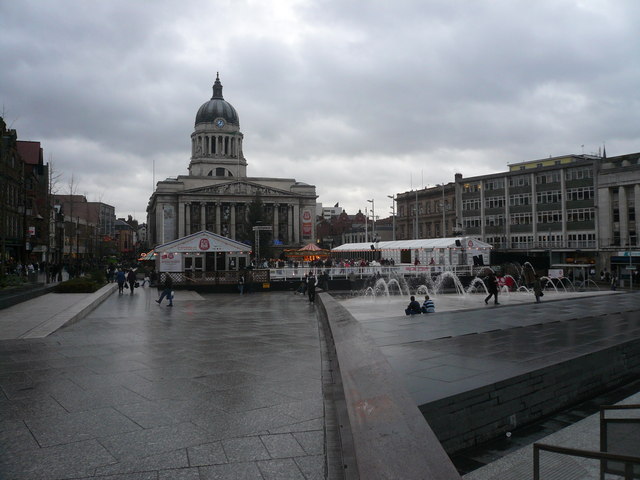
[367,199,375,242]
[387,195,396,241]
[440,184,446,238]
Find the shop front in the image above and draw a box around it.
[153,230,262,285]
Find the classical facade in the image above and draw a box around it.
[596,152,640,279]
[146,74,317,254]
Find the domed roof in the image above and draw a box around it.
[195,73,239,126]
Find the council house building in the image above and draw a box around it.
[146,74,317,253]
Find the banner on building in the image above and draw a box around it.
[301,208,313,240]
[159,252,182,272]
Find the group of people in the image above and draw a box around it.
[115,268,139,295]
[405,295,436,315]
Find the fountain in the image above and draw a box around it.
[340,267,613,321]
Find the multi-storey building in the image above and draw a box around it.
[455,154,601,271]
[0,117,24,270]
[395,183,456,240]
[17,140,49,263]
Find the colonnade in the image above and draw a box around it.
[600,184,640,247]
[176,200,300,245]
[193,134,242,157]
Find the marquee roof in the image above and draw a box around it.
[154,230,252,253]
[331,237,492,252]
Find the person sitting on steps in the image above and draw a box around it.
[421,295,435,313]
[405,295,422,315]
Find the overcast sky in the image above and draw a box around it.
[2,0,639,221]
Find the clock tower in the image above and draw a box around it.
[188,73,247,178]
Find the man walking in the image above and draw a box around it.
[484,272,500,305]
[156,274,173,307]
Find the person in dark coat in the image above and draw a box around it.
[116,269,126,295]
[307,272,317,302]
[155,274,173,306]
[484,273,499,305]
[127,269,136,294]
[405,296,422,315]
[533,275,543,303]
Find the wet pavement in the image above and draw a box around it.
[0,287,326,479]
[3,283,640,479]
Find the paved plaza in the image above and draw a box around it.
[0,287,326,479]
[1,284,640,479]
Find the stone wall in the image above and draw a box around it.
[422,340,640,454]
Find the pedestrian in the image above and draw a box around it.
[533,274,543,303]
[116,269,126,295]
[421,295,435,313]
[405,296,422,315]
[238,271,245,294]
[127,269,136,294]
[484,272,500,305]
[307,272,317,302]
[156,274,173,306]
[611,275,618,291]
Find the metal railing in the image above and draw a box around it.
[601,405,640,478]
[268,264,476,281]
[533,443,640,480]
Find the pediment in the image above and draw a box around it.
[184,181,296,198]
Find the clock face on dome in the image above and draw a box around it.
[216,119,225,128]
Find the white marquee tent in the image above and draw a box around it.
[332,237,492,267]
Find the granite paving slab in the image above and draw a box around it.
[0,288,326,479]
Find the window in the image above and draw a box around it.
[462,199,481,211]
[536,190,562,204]
[565,167,593,181]
[510,212,533,225]
[566,187,594,201]
[485,214,505,226]
[484,179,505,190]
[509,175,530,187]
[566,208,595,222]
[463,182,481,193]
[463,216,481,228]
[509,193,532,206]
[537,210,562,223]
[536,171,560,184]
[485,196,505,209]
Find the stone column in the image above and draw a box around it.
[201,203,206,232]
[230,203,236,238]
[185,203,191,236]
[273,203,279,241]
[619,186,629,247]
[560,169,567,245]
[178,201,185,238]
[635,184,640,246]
[288,204,294,244]
[598,187,612,247]
[216,203,221,234]
[293,204,300,244]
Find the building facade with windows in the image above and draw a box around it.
[395,183,456,241]
[455,154,600,269]
[596,152,640,281]
[146,74,317,257]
